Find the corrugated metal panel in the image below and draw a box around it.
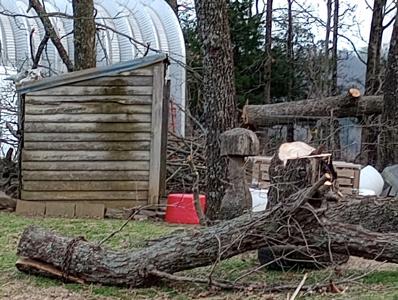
[0,14,16,62]
[0,0,186,135]
[142,0,186,136]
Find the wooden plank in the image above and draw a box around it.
[73,76,153,86]
[45,202,75,218]
[15,200,45,217]
[22,150,150,161]
[334,161,362,168]
[336,169,356,178]
[29,86,153,96]
[259,164,270,171]
[25,95,153,105]
[353,169,360,189]
[22,170,149,181]
[21,161,150,171]
[148,63,164,205]
[21,190,148,201]
[24,132,151,142]
[25,113,151,123]
[23,181,149,191]
[159,80,170,198]
[337,178,353,186]
[24,122,151,133]
[75,202,105,219]
[24,141,151,151]
[26,103,152,115]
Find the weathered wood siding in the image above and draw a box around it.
[21,64,165,209]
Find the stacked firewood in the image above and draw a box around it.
[166,132,206,194]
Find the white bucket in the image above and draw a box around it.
[359,166,384,196]
[250,188,268,212]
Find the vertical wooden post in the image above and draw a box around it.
[148,63,165,205]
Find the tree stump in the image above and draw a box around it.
[219,128,259,219]
[261,141,347,269]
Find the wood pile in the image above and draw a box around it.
[0,149,18,210]
[166,132,206,194]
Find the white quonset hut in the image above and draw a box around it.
[0,0,186,135]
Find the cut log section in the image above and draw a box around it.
[242,88,382,126]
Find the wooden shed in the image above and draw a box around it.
[16,54,168,217]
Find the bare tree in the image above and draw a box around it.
[380,4,398,168]
[362,0,395,167]
[264,0,273,104]
[365,0,388,95]
[286,0,294,142]
[331,0,339,95]
[323,0,333,96]
[194,0,237,219]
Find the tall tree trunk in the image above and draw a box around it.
[323,0,333,96]
[194,0,237,219]
[366,0,387,95]
[286,0,294,142]
[380,6,398,169]
[264,0,273,104]
[72,0,96,71]
[361,0,386,166]
[330,0,339,95]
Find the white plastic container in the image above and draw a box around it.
[359,166,384,196]
[250,188,268,212]
[358,188,377,196]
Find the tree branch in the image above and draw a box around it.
[29,0,74,72]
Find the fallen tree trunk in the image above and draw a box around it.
[325,197,398,233]
[242,89,382,126]
[16,192,398,287]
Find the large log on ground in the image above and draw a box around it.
[16,189,398,287]
[242,88,382,126]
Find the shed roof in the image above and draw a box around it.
[17,54,167,94]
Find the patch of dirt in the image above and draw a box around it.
[342,256,398,271]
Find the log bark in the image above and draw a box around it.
[194,0,237,220]
[72,0,96,70]
[242,90,382,127]
[16,194,398,287]
[380,3,398,169]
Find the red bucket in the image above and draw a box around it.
[165,194,206,224]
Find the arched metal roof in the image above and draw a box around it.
[0,0,186,135]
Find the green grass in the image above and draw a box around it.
[1,211,398,299]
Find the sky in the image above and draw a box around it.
[271,0,395,51]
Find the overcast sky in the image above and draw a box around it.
[271,0,395,51]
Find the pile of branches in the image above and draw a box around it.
[0,149,18,198]
[0,149,18,211]
[166,131,206,194]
